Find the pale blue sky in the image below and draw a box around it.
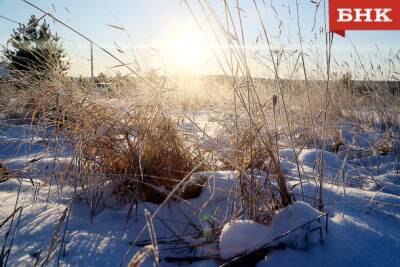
[0,0,398,78]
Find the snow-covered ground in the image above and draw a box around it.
[1,116,399,266]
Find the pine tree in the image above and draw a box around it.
[2,15,69,78]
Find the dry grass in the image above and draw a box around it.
[2,72,209,204]
[0,162,8,183]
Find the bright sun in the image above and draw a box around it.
[166,28,207,73]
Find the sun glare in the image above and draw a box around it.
[166,28,208,73]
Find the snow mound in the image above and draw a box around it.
[299,150,343,169]
[219,202,321,260]
[219,219,270,260]
[298,149,351,176]
[272,201,321,233]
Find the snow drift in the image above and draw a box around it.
[219,201,322,260]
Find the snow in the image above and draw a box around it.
[0,64,10,79]
[219,202,322,260]
[270,202,321,236]
[258,211,400,267]
[219,220,270,260]
[1,117,400,266]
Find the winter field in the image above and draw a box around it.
[1,1,400,267]
[0,77,399,267]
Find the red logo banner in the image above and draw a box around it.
[329,0,400,37]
